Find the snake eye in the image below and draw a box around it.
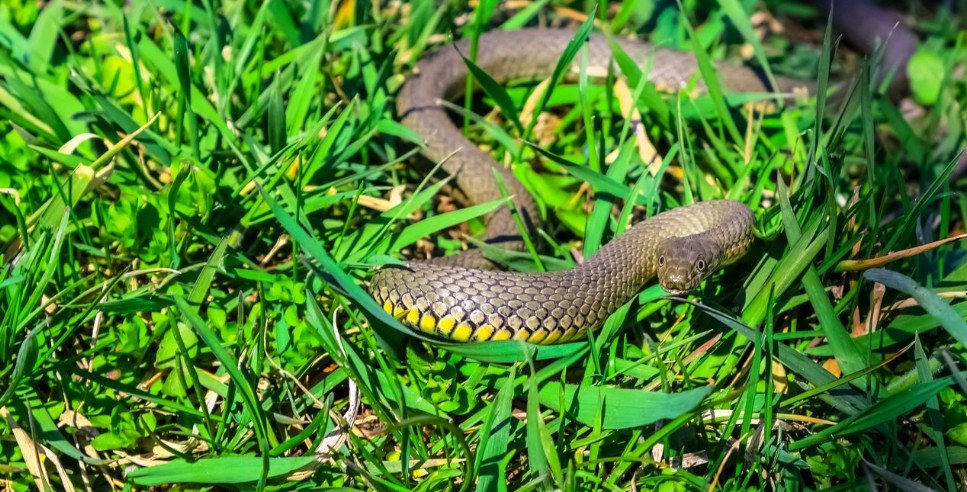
[658,255,665,266]
[696,259,706,271]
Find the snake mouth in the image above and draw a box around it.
[662,287,687,296]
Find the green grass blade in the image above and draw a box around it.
[864,269,967,347]
[26,0,62,71]
[174,296,272,491]
[915,336,957,491]
[261,185,436,343]
[390,197,510,251]
[457,46,522,134]
[777,178,866,377]
[522,10,596,141]
[677,1,742,144]
[476,369,515,492]
[789,377,954,451]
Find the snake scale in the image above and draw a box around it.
[370,3,916,344]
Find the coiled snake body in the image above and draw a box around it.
[371,4,916,344]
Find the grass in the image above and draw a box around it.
[0,0,965,490]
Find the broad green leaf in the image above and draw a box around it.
[907,50,945,105]
[538,382,710,429]
[127,456,318,486]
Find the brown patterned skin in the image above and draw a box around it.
[372,201,755,343]
[371,29,786,343]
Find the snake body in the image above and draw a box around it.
[392,29,805,268]
[371,3,917,344]
[372,201,753,343]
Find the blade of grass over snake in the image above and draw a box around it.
[585,136,636,256]
[581,47,610,257]
[389,196,511,251]
[524,141,632,201]
[466,239,573,273]
[522,11,596,142]
[678,1,742,144]
[438,100,519,153]
[261,185,437,343]
[463,0,499,134]
[606,37,671,128]
[492,169,544,271]
[719,0,781,101]
[332,180,447,262]
[457,44,522,134]
[336,178,453,262]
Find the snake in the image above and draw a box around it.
[370,2,917,344]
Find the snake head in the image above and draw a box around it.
[656,237,719,294]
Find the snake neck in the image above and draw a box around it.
[576,200,755,295]
[572,220,663,298]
